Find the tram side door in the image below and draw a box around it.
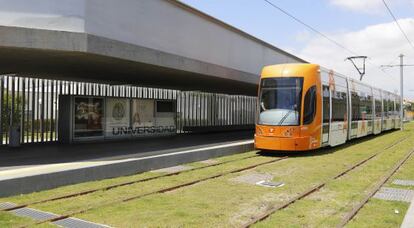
[322,85,330,145]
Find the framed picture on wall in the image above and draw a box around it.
[73,97,104,139]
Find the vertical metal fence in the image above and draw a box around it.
[0,75,257,145]
[176,91,256,131]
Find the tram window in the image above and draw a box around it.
[351,92,360,121]
[332,90,347,121]
[388,99,394,116]
[365,95,373,120]
[396,101,401,113]
[322,85,330,124]
[394,98,400,115]
[258,77,303,126]
[303,86,317,125]
[383,99,388,117]
[375,99,382,118]
[393,100,396,115]
[353,91,373,121]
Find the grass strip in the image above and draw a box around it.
[70,129,412,227]
[253,129,414,227]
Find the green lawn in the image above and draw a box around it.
[0,212,54,228]
[347,136,414,228]
[1,123,413,227]
[255,136,414,228]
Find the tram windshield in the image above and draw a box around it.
[258,77,303,126]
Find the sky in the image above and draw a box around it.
[181,0,414,99]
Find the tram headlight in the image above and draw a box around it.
[283,128,293,137]
[256,127,263,136]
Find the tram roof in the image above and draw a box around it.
[261,63,319,78]
[261,63,400,98]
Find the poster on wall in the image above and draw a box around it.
[74,97,104,138]
[130,99,176,136]
[105,98,130,137]
[131,99,155,128]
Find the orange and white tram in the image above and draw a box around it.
[255,63,402,151]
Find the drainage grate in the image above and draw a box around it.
[393,179,414,187]
[256,181,284,188]
[0,202,17,210]
[373,187,414,202]
[54,217,111,228]
[12,207,59,221]
[6,205,111,228]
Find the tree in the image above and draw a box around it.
[1,90,22,132]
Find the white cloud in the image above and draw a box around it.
[330,0,384,14]
[297,18,414,99]
[330,0,412,14]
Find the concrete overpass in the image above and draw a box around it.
[0,0,305,95]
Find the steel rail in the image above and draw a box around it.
[3,153,262,212]
[21,156,289,227]
[240,135,410,228]
[337,148,414,227]
[15,134,410,227]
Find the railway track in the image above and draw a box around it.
[21,156,289,227]
[2,153,263,212]
[337,148,414,227]
[4,133,383,213]
[240,135,411,228]
[10,134,410,227]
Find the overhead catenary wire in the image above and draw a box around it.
[262,0,359,57]
[262,0,395,79]
[382,0,414,52]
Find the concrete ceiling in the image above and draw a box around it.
[0,46,258,95]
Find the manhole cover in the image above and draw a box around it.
[256,181,285,188]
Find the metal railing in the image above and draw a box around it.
[0,75,257,145]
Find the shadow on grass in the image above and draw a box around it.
[256,129,405,158]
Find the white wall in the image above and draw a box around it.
[0,0,85,32]
[0,0,301,75]
[84,0,300,75]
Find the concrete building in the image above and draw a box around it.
[0,0,304,95]
[0,0,306,196]
[0,0,306,147]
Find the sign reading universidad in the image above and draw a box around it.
[66,96,177,142]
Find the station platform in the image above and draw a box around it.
[0,131,254,197]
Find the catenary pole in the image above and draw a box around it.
[381,55,414,131]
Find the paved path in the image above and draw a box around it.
[0,131,253,170]
[0,139,253,182]
[402,195,414,228]
[0,131,254,197]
